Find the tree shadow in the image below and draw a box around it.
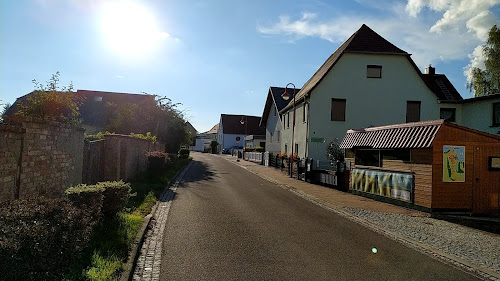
[177,160,215,184]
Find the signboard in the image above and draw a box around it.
[489,156,500,171]
[351,169,413,202]
[310,137,324,143]
[443,145,465,182]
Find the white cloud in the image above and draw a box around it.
[406,0,499,83]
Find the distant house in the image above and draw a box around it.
[192,123,218,152]
[217,114,265,152]
[438,93,500,136]
[5,89,154,134]
[259,86,300,155]
[185,121,198,145]
[279,24,463,162]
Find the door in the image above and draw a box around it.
[473,146,500,213]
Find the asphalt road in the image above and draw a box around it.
[160,153,481,281]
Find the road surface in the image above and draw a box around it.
[160,153,480,280]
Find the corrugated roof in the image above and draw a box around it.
[340,120,444,149]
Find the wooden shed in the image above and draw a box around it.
[340,119,500,214]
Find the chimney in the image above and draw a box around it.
[425,65,435,75]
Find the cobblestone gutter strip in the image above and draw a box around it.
[131,161,192,281]
[223,156,500,281]
[121,161,192,281]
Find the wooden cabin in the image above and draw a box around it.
[340,120,500,214]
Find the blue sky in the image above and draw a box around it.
[1,0,499,132]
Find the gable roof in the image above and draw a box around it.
[220,114,265,135]
[421,74,463,102]
[260,86,301,127]
[185,121,198,136]
[281,24,462,112]
[203,123,219,135]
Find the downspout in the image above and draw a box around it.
[305,94,310,160]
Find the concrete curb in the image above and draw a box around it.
[120,161,192,281]
[220,155,499,281]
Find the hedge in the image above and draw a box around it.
[96,181,132,219]
[65,184,104,221]
[0,197,94,281]
[178,148,190,159]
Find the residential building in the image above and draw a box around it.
[217,114,265,152]
[192,123,218,152]
[259,86,300,154]
[279,24,463,162]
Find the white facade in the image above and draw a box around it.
[265,104,282,154]
[281,53,452,162]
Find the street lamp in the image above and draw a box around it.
[240,115,247,159]
[282,83,296,178]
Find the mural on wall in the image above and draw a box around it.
[351,169,413,202]
[443,145,465,182]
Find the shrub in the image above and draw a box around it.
[95,181,131,219]
[178,147,190,159]
[0,197,94,281]
[66,184,105,221]
[254,146,265,152]
[146,150,170,175]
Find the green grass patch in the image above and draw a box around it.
[67,158,191,280]
[86,252,122,281]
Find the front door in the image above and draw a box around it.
[473,146,500,213]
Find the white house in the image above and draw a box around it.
[217,114,265,152]
[259,86,300,154]
[192,123,218,152]
[279,24,463,163]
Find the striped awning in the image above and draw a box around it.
[340,120,443,149]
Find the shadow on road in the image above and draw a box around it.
[178,160,215,185]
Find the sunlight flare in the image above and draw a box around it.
[99,1,168,55]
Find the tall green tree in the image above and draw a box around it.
[468,25,500,97]
[15,72,83,125]
[105,95,189,152]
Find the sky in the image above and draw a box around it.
[1,0,499,133]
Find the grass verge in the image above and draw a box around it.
[67,158,191,280]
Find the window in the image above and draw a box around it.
[493,103,500,126]
[285,144,288,154]
[273,106,276,116]
[355,149,380,167]
[277,131,280,142]
[260,142,266,148]
[270,132,273,143]
[440,108,456,122]
[366,65,382,78]
[406,101,421,122]
[331,98,346,121]
[287,112,290,128]
[294,143,298,155]
[382,149,410,162]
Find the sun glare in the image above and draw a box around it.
[99,1,169,56]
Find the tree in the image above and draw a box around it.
[1,102,11,122]
[326,138,344,164]
[468,25,500,96]
[15,72,83,125]
[105,94,189,153]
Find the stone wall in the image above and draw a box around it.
[0,117,84,202]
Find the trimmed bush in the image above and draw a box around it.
[146,150,170,175]
[178,148,190,159]
[0,197,94,281]
[96,181,132,219]
[66,184,105,221]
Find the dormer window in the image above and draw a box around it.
[366,65,382,78]
[94,96,103,102]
